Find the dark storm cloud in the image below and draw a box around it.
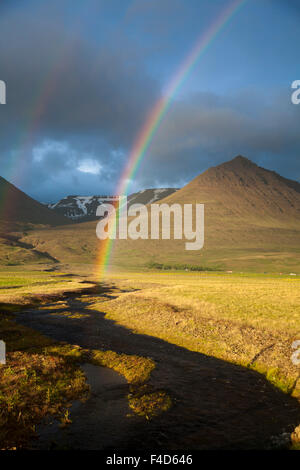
[0,0,299,201]
[0,2,159,174]
[137,89,300,188]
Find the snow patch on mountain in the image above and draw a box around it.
[47,188,179,221]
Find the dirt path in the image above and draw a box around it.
[15,288,300,450]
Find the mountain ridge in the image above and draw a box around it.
[47,188,179,221]
[3,155,300,272]
[0,176,71,228]
[162,155,300,227]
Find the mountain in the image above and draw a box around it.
[0,176,71,265]
[20,156,300,272]
[166,155,300,225]
[103,156,300,271]
[47,188,179,221]
[127,188,179,206]
[47,195,120,221]
[0,176,71,228]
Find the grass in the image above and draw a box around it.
[17,217,300,273]
[0,314,166,449]
[0,270,169,449]
[90,350,171,420]
[94,271,300,402]
[0,270,94,306]
[1,268,300,448]
[90,349,154,384]
[145,261,218,271]
[128,387,172,420]
[0,316,89,449]
[104,271,300,332]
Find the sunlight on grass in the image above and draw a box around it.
[94,271,300,401]
[0,318,89,449]
[0,270,93,305]
[1,269,299,448]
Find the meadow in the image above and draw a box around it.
[0,266,299,449]
[100,270,300,391]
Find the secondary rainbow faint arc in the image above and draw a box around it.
[0,1,105,219]
[96,0,247,277]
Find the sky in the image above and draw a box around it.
[0,0,299,202]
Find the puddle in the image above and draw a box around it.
[81,363,127,392]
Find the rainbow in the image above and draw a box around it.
[1,48,79,226]
[0,37,77,223]
[96,0,247,277]
[1,1,100,219]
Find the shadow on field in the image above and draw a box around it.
[15,284,300,450]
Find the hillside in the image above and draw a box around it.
[0,176,71,228]
[0,176,70,265]
[127,188,179,207]
[167,155,300,226]
[17,156,300,272]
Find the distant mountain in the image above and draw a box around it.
[0,175,71,265]
[15,156,300,272]
[47,188,179,221]
[106,155,300,271]
[0,176,70,228]
[164,155,300,225]
[47,195,120,221]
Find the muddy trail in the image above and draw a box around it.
[15,285,300,450]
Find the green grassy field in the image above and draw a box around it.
[17,221,300,273]
[0,267,300,448]
[0,269,93,306]
[98,270,300,391]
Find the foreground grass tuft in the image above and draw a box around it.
[91,349,154,384]
[0,342,89,449]
[128,385,172,420]
[91,350,171,420]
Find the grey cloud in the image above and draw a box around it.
[0,2,159,159]
[0,1,162,199]
[135,90,300,188]
[0,0,299,202]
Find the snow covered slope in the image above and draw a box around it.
[47,188,179,221]
[48,195,119,221]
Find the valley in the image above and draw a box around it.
[0,156,299,450]
[1,0,299,454]
[5,156,298,273]
[0,267,300,449]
